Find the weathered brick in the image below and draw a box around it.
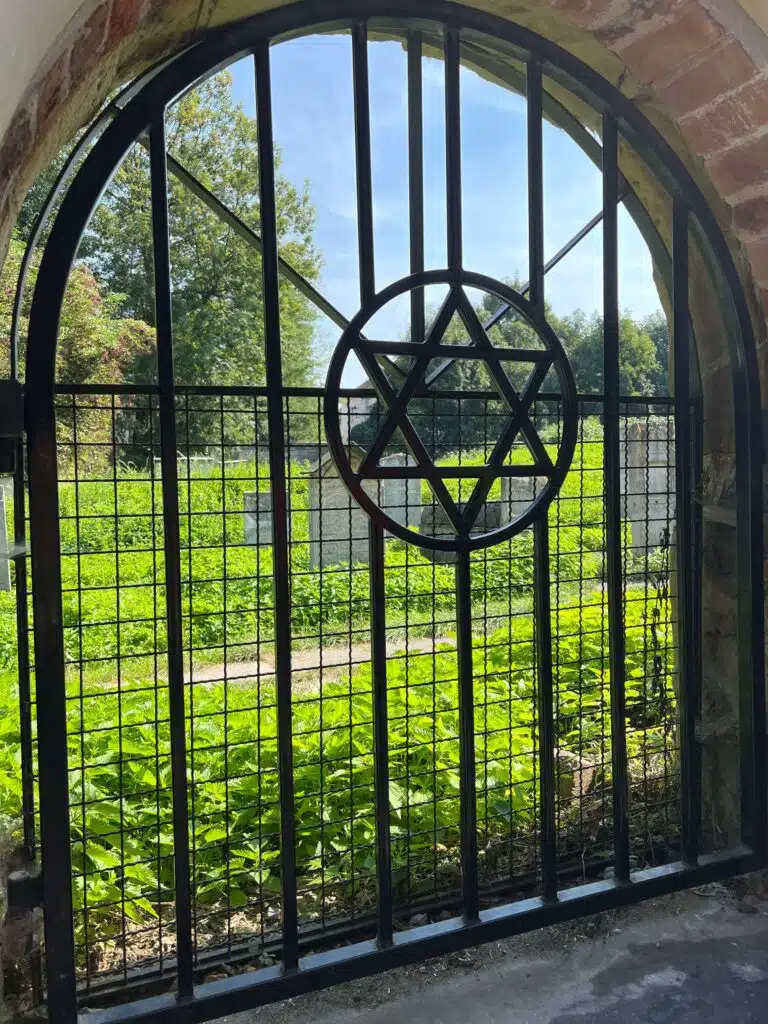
[745,238,768,286]
[109,0,143,47]
[593,0,687,46]
[709,132,768,197]
[679,104,746,157]
[734,195,768,236]
[547,0,617,27]
[0,107,32,187]
[656,40,756,120]
[679,77,768,157]
[37,52,70,131]
[619,1,725,84]
[71,2,110,84]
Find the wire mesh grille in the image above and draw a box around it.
[30,385,681,996]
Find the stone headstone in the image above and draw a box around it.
[500,475,547,524]
[308,448,422,568]
[621,419,675,551]
[419,500,502,563]
[244,491,274,547]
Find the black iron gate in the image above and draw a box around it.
[8,1,765,1020]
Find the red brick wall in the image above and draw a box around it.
[2,0,768,323]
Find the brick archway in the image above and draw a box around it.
[4,5,766,1014]
[3,0,768,338]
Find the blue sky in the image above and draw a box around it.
[230,34,661,385]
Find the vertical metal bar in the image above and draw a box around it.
[149,117,195,998]
[455,548,478,921]
[368,521,393,945]
[13,443,35,860]
[13,436,43,1003]
[254,42,299,971]
[444,28,462,279]
[602,113,630,884]
[527,58,544,313]
[408,31,425,345]
[673,198,700,866]
[352,21,375,305]
[534,517,557,899]
[528,55,556,898]
[26,428,76,1017]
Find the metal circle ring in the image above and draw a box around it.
[324,270,578,553]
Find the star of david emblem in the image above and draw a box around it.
[325,272,577,552]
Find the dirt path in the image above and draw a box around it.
[185,635,451,693]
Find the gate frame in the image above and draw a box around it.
[21,2,765,1021]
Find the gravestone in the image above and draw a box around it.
[308,448,421,568]
[243,490,274,547]
[500,475,547,523]
[0,481,11,591]
[621,419,675,551]
[419,500,502,563]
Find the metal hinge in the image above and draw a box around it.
[0,379,24,476]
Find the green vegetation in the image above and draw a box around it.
[0,421,675,963]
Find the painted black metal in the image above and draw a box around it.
[254,41,300,972]
[455,548,479,921]
[534,518,557,901]
[673,198,700,867]
[368,522,394,945]
[18,2,766,1020]
[601,113,630,885]
[353,21,375,305]
[408,31,425,345]
[527,59,544,312]
[149,118,195,998]
[81,850,761,1024]
[324,271,578,551]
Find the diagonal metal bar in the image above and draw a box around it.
[160,149,408,381]
[162,152,346,332]
[460,356,553,530]
[355,344,464,534]
[424,201,624,390]
[358,288,459,474]
[456,291,553,471]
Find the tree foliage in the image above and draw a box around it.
[81,71,322,391]
[350,283,669,455]
[0,233,153,386]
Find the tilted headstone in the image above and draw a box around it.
[419,500,502,564]
[308,448,421,568]
[621,419,675,551]
[243,490,274,547]
[500,475,547,524]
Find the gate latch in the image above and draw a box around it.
[0,379,23,476]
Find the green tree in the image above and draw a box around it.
[640,309,670,395]
[558,309,663,395]
[1,233,153,384]
[1,232,154,467]
[81,71,322,397]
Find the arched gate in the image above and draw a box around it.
[8,1,765,1021]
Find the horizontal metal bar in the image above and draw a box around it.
[366,340,551,361]
[83,849,758,1024]
[51,382,676,404]
[359,463,549,480]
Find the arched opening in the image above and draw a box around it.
[2,2,765,1021]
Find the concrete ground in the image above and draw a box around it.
[219,883,768,1023]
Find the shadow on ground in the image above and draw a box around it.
[218,885,768,1023]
